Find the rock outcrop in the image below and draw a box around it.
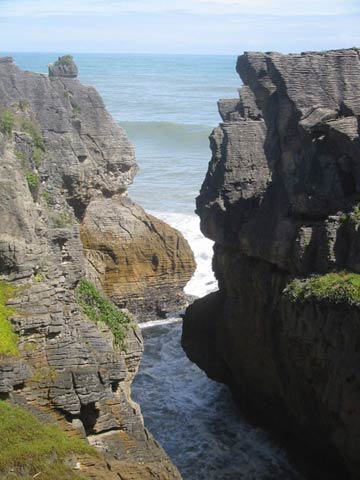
[82,197,195,318]
[182,48,360,479]
[0,56,187,479]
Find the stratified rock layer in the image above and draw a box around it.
[82,197,195,319]
[182,48,360,479]
[0,57,183,479]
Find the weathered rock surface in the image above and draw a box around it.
[0,57,183,479]
[49,55,79,78]
[182,48,360,479]
[82,197,195,319]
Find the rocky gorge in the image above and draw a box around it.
[0,55,195,479]
[182,48,360,479]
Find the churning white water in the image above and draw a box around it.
[150,211,217,298]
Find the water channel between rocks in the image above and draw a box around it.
[132,320,304,480]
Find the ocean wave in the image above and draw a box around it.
[120,120,213,148]
[138,317,182,330]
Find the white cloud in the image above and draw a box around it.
[198,0,358,16]
[1,0,359,17]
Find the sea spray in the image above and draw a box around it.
[150,211,217,298]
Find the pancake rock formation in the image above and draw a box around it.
[0,55,191,478]
[182,48,360,479]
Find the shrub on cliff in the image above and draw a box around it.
[0,111,15,135]
[25,170,39,199]
[21,118,45,151]
[76,279,130,349]
[285,271,360,305]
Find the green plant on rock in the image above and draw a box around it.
[16,99,30,113]
[0,111,15,135]
[21,118,46,151]
[0,282,19,356]
[0,400,97,480]
[50,210,72,228]
[76,279,130,349]
[72,104,81,116]
[31,366,59,383]
[15,150,28,167]
[42,190,52,205]
[55,55,74,66]
[25,170,39,195]
[32,146,43,168]
[285,271,360,305]
[34,272,46,283]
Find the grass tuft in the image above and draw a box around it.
[0,111,15,136]
[76,279,130,349]
[285,271,360,305]
[0,282,19,356]
[25,170,39,196]
[0,400,96,479]
[21,119,45,151]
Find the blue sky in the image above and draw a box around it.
[0,0,359,54]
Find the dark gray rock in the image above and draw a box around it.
[49,55,78,78]
[183,48,360,479]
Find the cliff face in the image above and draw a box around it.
[0,56,188,479]
[182,48,360,479]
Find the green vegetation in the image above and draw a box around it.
[21,119,45,151]
[31,366,59,383]
[0,111,15,135]
[42,190,52,205]
[32,146,43,168]
[340,204,360,224]
[76,279,130,349]
[0,400,96,480]
[34,273,46,283]
[285,271,360,305]
[50,210,72,228]
[0,282,18,356]
[25,170,39,195]
[55,55,74,66]
[72,104,81,116]
[14,150,27,167]
[16,99,30,113]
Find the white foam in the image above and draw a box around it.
[139,316,182,330]
[149,211,218,299]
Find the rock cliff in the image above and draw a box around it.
[182,48,360,479]
[0,55,191,478]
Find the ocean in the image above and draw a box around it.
[8,52,303,479]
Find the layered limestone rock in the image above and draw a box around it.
[0,56,184,479]
[182,48,360,479]
[82,197,195,318]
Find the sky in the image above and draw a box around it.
[0,0,359,55]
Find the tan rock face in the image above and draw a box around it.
[82,197,195,320]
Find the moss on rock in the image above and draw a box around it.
[0,282,19,356]
[285,271,360,305]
